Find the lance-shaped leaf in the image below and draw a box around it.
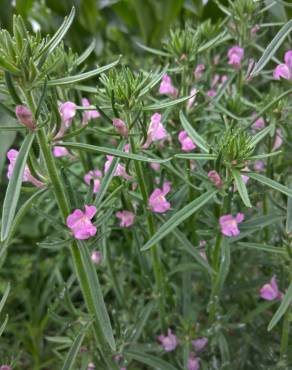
[286,188,292,233]
[237,242,287,255]
[247,172,292,198]
[268,280,292,331]
[138,65,168,97]
[179,110,209,153]
[61,325,88,370]
[175,153,216,160]
[136,41,171,57]
[0,283,10,314]
[143,94,193,111]
[141,190,217,251]
[75,40,96,66]
[125,350,178,370]
[1,132,35,241]
[249,125,273,147]
[231,168,252,208]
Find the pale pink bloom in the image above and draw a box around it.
[272,128,283,151]
[159,74,178,97]
[178,131,196,152]
[219,213,244,237]
[251,24,260,34]
[143,113,168,148]
[188,354,200,370]
[273,50,292,80]
[194,63,205,80]
[150,162,161,172]
[149,182,171,213]
[227,46,244,69]
[104,156,132,180]
[213,54,220,65]
[84,169,103,193]
[187,88,198,109]
[207,89,216,97]
[211,74,220,88]
[82,98,100,125]
[221,75,228,84]
[15,105,36,130]
[87,363,95,370]
[116,210,135,227]
[252,115,265,130]
[158,329,177,352]
[208,170,223,188]
[260,276,283,301]
[199,251,207,261]
[254,160,265,172]
[0,366,11,370]
[199,240,206,247]
[192,337,208,352]
[91,250,102,265]
[59,101,77,128]
[120,368,127,370]
[7,149,44,187]
[124,143,130,153]
[53,146,69,157]
[66,205,97,240]
[112,118,128,137]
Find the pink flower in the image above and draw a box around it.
[149,182,171,213]
[66,205,97,240]
[0,366,11,370]
[112,118,128,137]
[87,363,95,370]
[158,329,177,352]
[91,250,102,265]
[150,162,161,172]
[273,50,292,80]
[7,149,44,188]
[178,131,196,152]
[211,74,220,88]
[82,98,100,125]
[194,63,205,80]
[104,156,132,180]
[251,24,260,34]
[272,128,283,151]
[254,160,265,172]
[15,105,36,130]
[251,114,265,130]
[207,89,216,97]
[208,170,223,188]
[227,46,244,69]
[187,88,198,109]
[59,101,77,128]
[53,146,69,157]
[116,210,135,227]
[219,213,244,237]
[143,113,168,148]
[159,74,178,97]
[188,354,200,370]
[84,169,103,193]
[260,276,283,301]
[192,337,208,352]
[124,143,130,153]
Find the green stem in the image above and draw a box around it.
[280,309,290,362]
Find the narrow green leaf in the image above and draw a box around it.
[174,153,216,160]
[138,65,168,98]
[47,58,120,86]
[0,55,20,75]
[0,125,26,131]
[0,315,8,337]
[0,283,10,314]
[198,30,230,53]
[141,190,217,251]
[247,172,292,198]
[128,302,154,343]
[143,94,193,111]
[237,242,287,255]
[125,350,178,370]
[231,168,252,208]
[75,40,96,66]
[286,188,292,233]
[61,326,88,370]
[136,41,171,57]
[4,71,22,105]
[247,151,282,160]
[268,280,292,331]
[249,125,273,147]
[213,238,230,295]
[1,132,35,241]
[179,110,209,153]
[250,19,292,77]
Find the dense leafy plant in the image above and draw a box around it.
[0,1,292,369]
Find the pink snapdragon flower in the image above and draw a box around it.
[178,131,196,152]
[188,355,200,370]
[104,156,132,180]
[112,118,128,137]
[143,113,168,148]
[273,50,292,80]
[272,128,283,151]
[207,89,216,98]
[53,146,70,157]
[158,329,177,352]
[7,149,44,187]
[159,74,178,97]
[192,337,208,352]
[149,182,171,213]
[66,205,97,240]
[59,101,77,128]
[116,210,135,227]
[208,170,223,189]
[91,250,102,265]
[227,46,244,69]
[187,88,198,109]
[194,63,205,80]
[219,213,244,237]
[15,105,36,130]
[84,169,103,193]
[260,276,283,301]
[82,98,100,125]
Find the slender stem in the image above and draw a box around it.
[280,309,290,362]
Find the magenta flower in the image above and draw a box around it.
[112,118,128,137]
[159,74,178,97]
[91,250,102,265]
[194,63,205,80]
[116,210,135,227]
[219,213,244,237]
[187,88,198,109]
[227,46,244,69]
[272,128,283,151]
[143,113,168,148]
[178,131,196,152]
[66,205,97,240]
[149,182,171,213]
[104,156,132,180]
[53,146,69,158]
[207,89,216,97]
[188,354,200,370]
[158,328,177,352]
[15,105,36,130]
[273,50,292,80]
[260,276,283,301]
[251,114,265,131]
[59,101,77,128]
[192,337,208,352]
[84,169,103,193]
[82,98,100,125]
[208,170,223,189]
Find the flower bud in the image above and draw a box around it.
[15,105,36,130]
